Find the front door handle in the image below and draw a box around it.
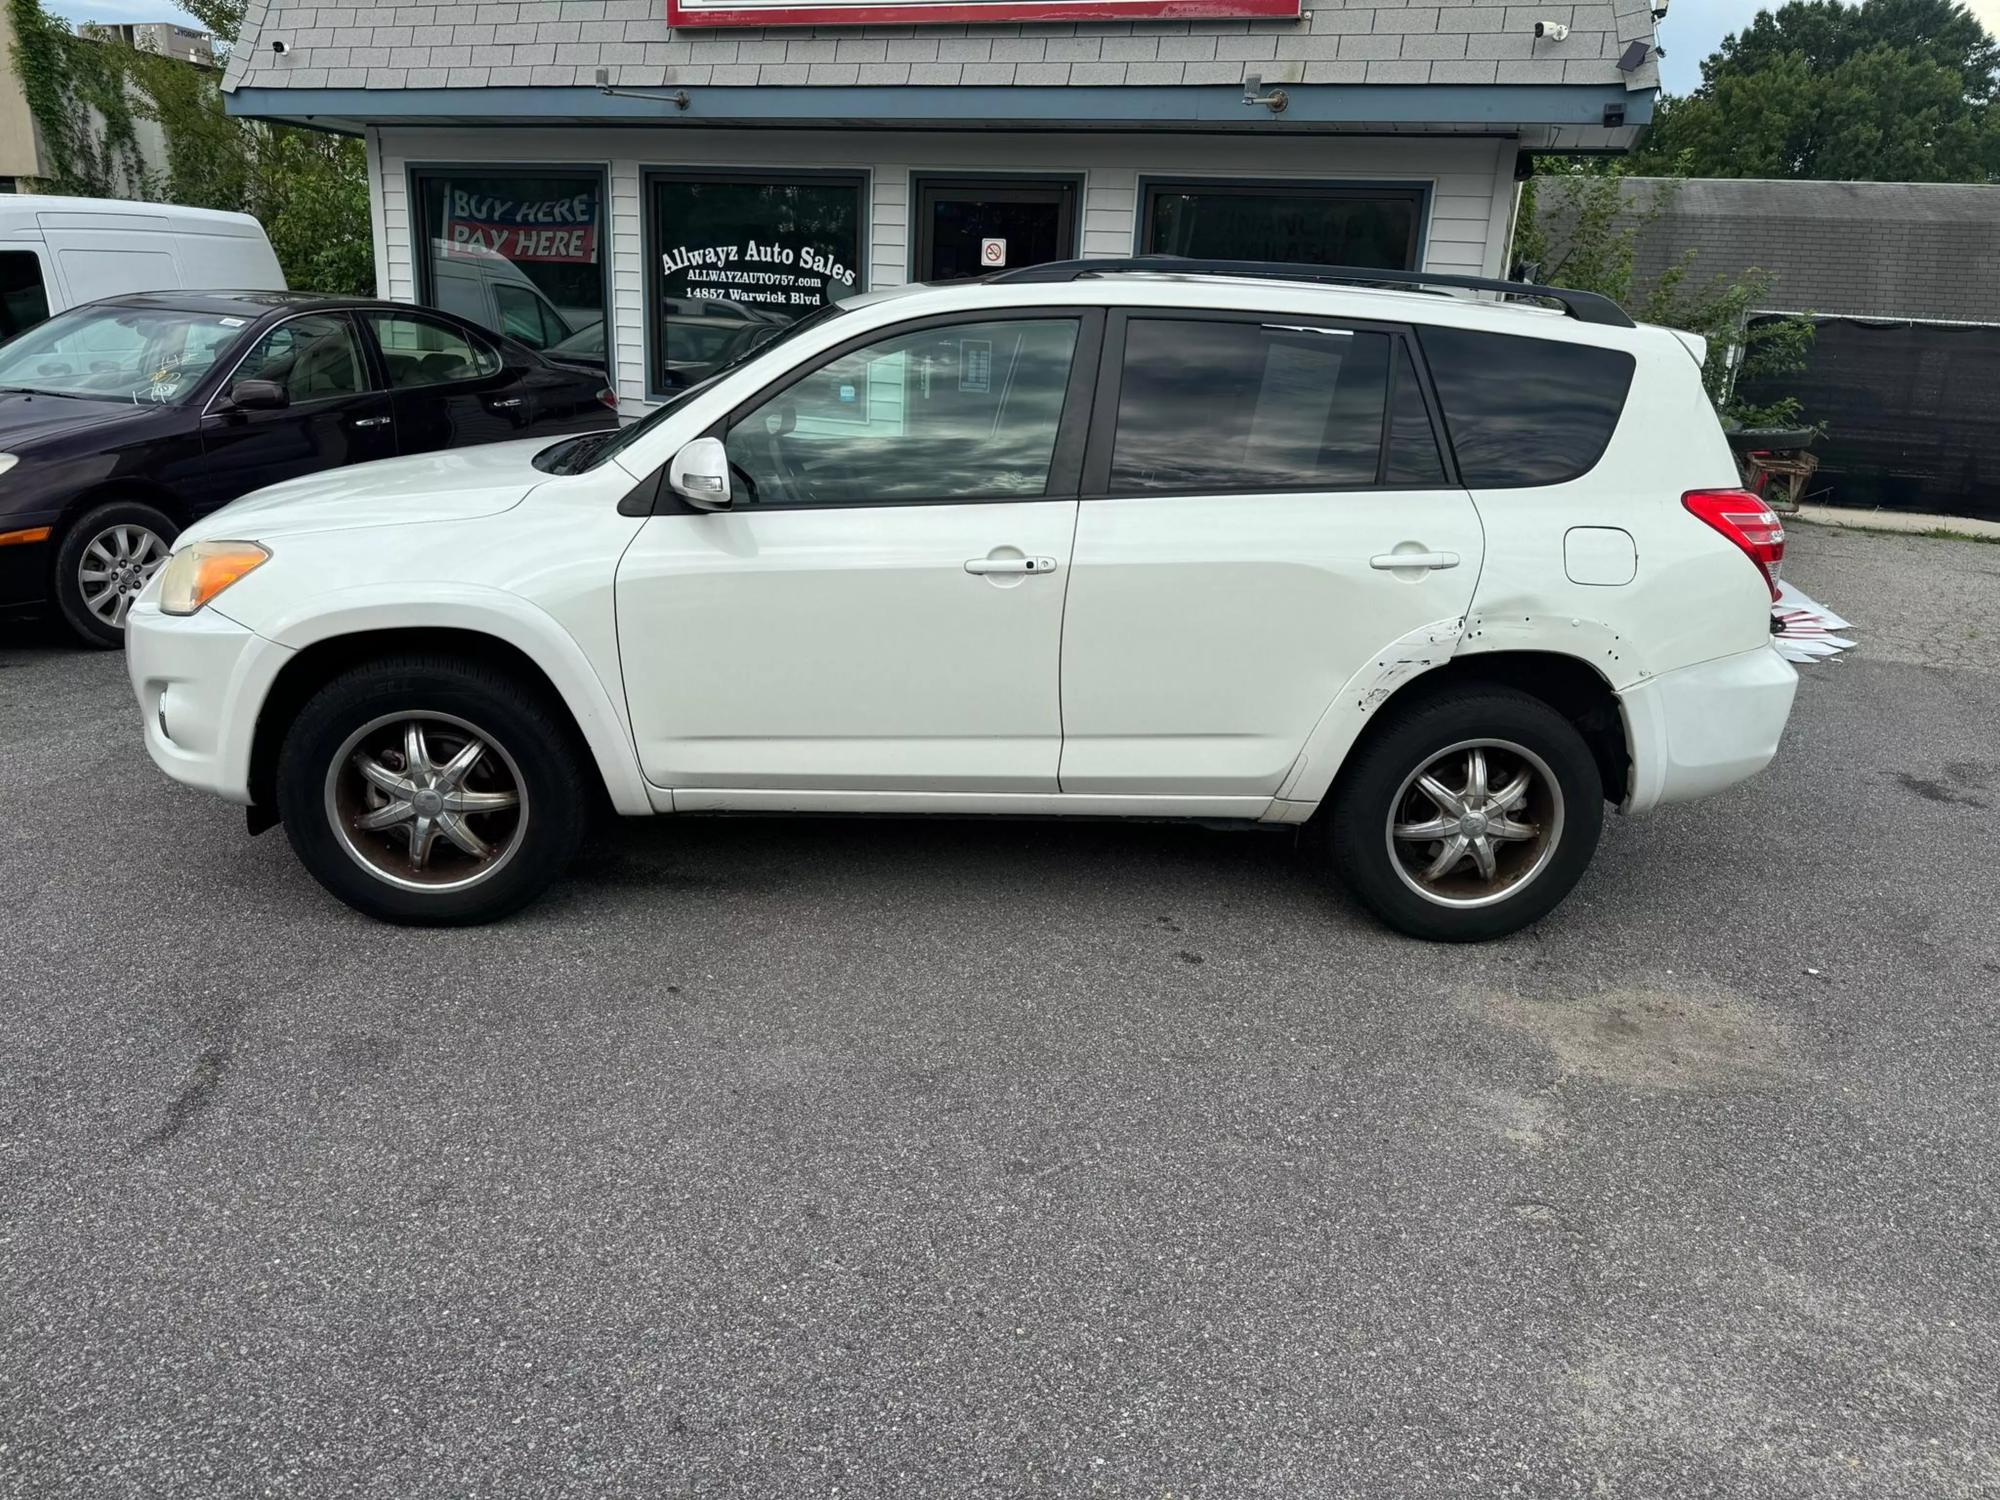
[1369,549,1460,572]
[489,397,524,409]
[965,556,1059,576]
[351,415,392,428]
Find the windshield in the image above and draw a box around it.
[0,303,255,404]
[547,300,851,476]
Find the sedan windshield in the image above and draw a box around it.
[0,304,254,404]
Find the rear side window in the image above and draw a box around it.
[1416,327,1635,487]
[1112,319,1386,492]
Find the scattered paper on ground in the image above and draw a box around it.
[1774,581,1858,664]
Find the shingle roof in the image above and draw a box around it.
[1610,176,2000,325]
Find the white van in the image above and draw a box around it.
[0,196,285,341]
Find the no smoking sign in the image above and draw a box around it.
[980,237,1007,268]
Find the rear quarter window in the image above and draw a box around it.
[1416,327,1636,487]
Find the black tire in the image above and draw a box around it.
[276,655,590,924]
[1327,686,1604,942]
[53,500,177,648]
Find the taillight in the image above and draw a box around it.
[596,387,618,412]
[1683,488,1785,600]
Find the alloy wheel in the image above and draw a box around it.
[324,712,529,892]
[78,523,168,629]
[1385,738,1565,909]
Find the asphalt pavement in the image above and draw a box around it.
[2,522,1997,1498]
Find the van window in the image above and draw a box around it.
[0,251,50,338]
[493,283,566,349]
[1109,318,1395,493]
[1416,327,1635,487]
[58,248,180,303]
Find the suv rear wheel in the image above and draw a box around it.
[276,656,589,924]
[1328,686,1603,942]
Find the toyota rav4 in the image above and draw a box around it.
[126,259,1797,941]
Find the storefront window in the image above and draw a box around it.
[412,169,608,367]
[646,171,865,395]
[1143,182,1424,271]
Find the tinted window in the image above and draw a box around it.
[649,173,863,396]
[415,170,602,364]
[1144,184,1422,270]
[1417,327,1635,487]
[234,315,367,402]
[366,313,501,388]
[0,250,49,339]
[1111,319,1391,493]
[1386,341,1447,486]
[726,317,1078,506]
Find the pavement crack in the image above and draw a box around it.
[134,1045,234,1154]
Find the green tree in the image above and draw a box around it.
[7,0,372,294]
[1629,0,2000,180]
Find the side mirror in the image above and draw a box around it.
[668,436,732,510]
[228,379,289,411]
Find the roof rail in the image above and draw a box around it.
[984,256,1636,329]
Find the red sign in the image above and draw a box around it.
[441,187,600,264]
[668,0,1298,29]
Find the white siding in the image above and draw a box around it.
[375,125,1514,411]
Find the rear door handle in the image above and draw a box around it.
[1369,550,1460,571]
[965,556,1059,575]
[351,415,392,428]
[489,398,524,409]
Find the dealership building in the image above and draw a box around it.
[222,0,1660,411]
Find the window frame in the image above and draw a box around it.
[408,161,612,382]
[1135,177,1432,272]
[641,165,871,406]
[909,171,1083,284]
[687,305,1106,514]
[0,246,52,341]
[362,308,506,392]
[202,309,380,415]
[1080,307,1460,500]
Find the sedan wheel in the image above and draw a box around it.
[78,522,169,631]
[53,500,179,648]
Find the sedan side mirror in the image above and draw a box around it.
[228,379,289,411]
[668,436,733,511]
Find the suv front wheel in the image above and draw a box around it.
[1328,686,1604,942]
[276,656,590,924]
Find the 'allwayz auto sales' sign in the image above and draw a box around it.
[667,0,1298,29]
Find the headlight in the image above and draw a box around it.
[0,454,18,477]
[159,540,270,616]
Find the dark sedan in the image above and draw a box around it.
[0,291,618,645]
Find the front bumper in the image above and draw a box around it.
[1619,643,1799,814]
[127,599,295,805]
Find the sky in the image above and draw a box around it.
[42,0,2000,94]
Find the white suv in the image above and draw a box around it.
[127,259,1797,940]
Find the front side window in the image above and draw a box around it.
[1143,182,1424,271]
[0,303,251,403]
[1110,318,1399,493]
[648,172,864,396]
[724,317,1079,506]
[1417,327,1635,487]
[232,314,367,403]
[366,313,501,389]
[414,170,604,360]
[0,249,50,340]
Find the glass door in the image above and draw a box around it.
[915,177,1079,283]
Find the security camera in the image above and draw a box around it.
[1533,20,1570,39]
[271,37,288,53]
[1651,0,1668,17]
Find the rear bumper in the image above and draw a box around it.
[127,599,294,805]
[1619,643,1798,814]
